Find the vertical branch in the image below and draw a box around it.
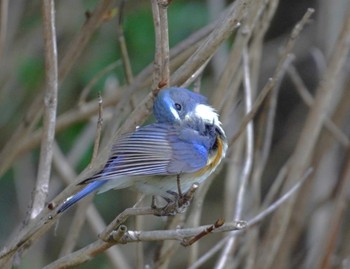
[91,93,104,164]
[117,0,133,85]
[0,0,113,177]
[261,7,350,269]
[0,0,8,62]
[158,0,170,86]
[151,0,170,89]
[31,0,58,220]
[318,150,350,269]
[215,47,254,269]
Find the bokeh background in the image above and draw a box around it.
[0,0,350,268]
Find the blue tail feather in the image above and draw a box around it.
[57,180,106,213]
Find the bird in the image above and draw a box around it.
[57,87,227,214]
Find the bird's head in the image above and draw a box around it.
[154,87,216,122]
[153,87,226,139]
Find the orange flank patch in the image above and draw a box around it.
[195,136,224,177]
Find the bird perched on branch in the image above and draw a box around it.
[57,87,227,214]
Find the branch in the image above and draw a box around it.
[151,0,170,88]
[287,64,349,147]
[261,6,350,268]
[0,1,259,265]
[188,168,312,269]
[43,221,245,269]
[216,47,255,268]
[30,0,58,220]
[0,0,114,177]
[171,0,248,87]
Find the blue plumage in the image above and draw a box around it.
[57,87,227,213]
[57,180,106,213]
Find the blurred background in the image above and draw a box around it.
[0,0,350,268]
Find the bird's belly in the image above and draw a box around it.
[133,172,211,199]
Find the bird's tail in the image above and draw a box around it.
[57,180,106,213]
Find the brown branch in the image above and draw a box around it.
[43,220,245,269]
[229,8,314,147]
[30,0,58,220]
[0,2,262,265]
[171,0,249,87]
[0,0,8,62]
[151,0,170,89]
[0,1,224,177]
[287,64,349,147]
[188,168,312,269]
[215,46,255,268]
[78,60,121,104]
[43,168,311,269]
[0,0,114,177]
[318,150,350,269]
[116,0,133,85]
[261,6,350,269]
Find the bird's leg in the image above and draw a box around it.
[151,195,157,209]
[176,173,183,198]
[151,174,199,216]
[152,183,199,216]
[151,195,177,216]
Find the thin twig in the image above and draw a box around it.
[117,0,133,85]
[0,3,226,175]
[31,0,58,220]
[229,6,313,146]
[58,93,103,256]
[43,221,245,269]
[213,0,270,109]
[261,7,350,269]
[78,60,121,104]
[52,142,131,269]
[215,47,254,269]
[0,0,114,177]
[244,2,281,265]
[0,0,8,62]
[0,2,259,264]
[288,64,349,147]
[171,0,249,87]
[182,219,225,247]
[188,168,312,269]
[318,150,350,269]
[91,93,103,163]
[1,10,242,256]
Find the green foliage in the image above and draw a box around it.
[18,57,44,91]
[168,2,208,46]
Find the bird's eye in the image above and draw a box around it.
[174,103,182,111]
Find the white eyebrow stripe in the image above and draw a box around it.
[192,104,220,124]
[170,106,180,120]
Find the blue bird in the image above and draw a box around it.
[57,87,227,213]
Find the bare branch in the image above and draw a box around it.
[188,168,312,269]
[288,64,349,147]
[30,0,58,220]
[43,221,245,269]
[261,7,350,269]
[117,0,133,85]
[0,0,8,62]
[151,0,170,89]
[215,46,255,269]
[0,0,114,177]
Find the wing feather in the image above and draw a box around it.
[87,123,210,182]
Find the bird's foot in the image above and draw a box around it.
[151,183,199,216]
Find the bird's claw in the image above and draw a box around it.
[152,183,199,216]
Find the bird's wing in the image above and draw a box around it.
[85,123,209,182]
